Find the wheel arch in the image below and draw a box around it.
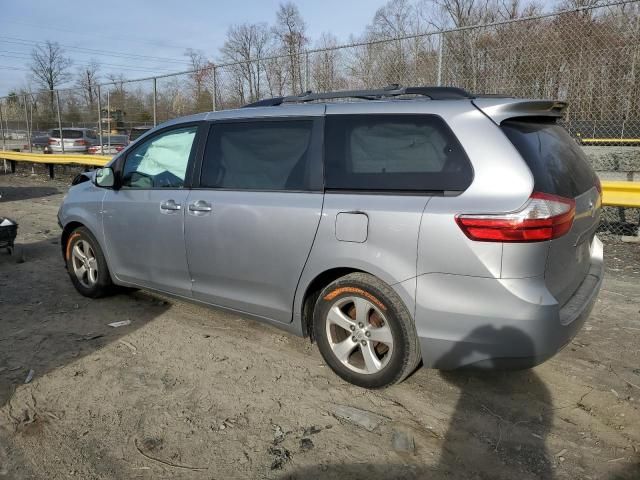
[61,221,86,261]
[60,221,114,282]
[299,267,363,340]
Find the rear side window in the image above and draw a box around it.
[501,120,598,198]
[200,120,317,191]
[324,114,473,191]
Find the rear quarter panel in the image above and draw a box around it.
[418,102,535,278]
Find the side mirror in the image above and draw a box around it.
[95,167,115,188]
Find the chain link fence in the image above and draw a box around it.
[0,1,638,237]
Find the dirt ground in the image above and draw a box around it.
[0,168,639,480]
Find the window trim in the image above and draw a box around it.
[322,113,474,194]
[114,121,206,190]
[191,116,325,193]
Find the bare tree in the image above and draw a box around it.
[76,61,100,110]
[184,49,215,112]
[221,23,271,103]
[29,40,72,113]
[430,0,496,28]
[312,33,346,91]
[273,2,308,94]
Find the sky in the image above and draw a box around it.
[0,0,390,96]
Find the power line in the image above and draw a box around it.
[1,18,194,51]
[0,51,179,74]
[0,64,29,71]
[0,35,195,66]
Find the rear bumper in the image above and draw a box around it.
[50,145,88,153]
[416,237,603,370]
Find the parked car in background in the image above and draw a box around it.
[49,128,99,153]
[24,132,50,150]
[87,134,129,155]
[58,86,604,389]
[88,145,125,155]
[128,126,151,144]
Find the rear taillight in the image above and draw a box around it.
[595,176,602,196]
[115,146,124,152]
[74,139,87,146]
[456,192,575,243]
[48,139,58,145]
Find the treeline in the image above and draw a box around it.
[2,0,639,137]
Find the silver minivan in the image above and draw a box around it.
[58,87,603,388]
[49,128,99,153]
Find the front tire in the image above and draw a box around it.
[313,273,421,389]
[65,227,113,298]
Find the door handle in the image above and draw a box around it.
[188,200,212,213]
[160,199,182,211]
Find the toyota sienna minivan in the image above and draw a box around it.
[58,86,603,388]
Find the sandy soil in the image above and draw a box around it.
[0,170,639,480]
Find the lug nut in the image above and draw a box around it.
[360,340,367,346]
[358,322,364,328]
[350,325,356,331]
[365,331,371,337]
[352,336,357,342]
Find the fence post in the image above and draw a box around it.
[23,95,32,153]
[437,32,444,86]
[152,77,157,126]
[0,100,6,152]
[107,89,111,152]
[212,66,217,112]
[97,85,103,153]
[305,50,310,92]
[0,100,5,173]
[55,90,64,153]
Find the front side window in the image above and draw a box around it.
[200,120,315,191]
[122,126,197,189]
[324,115,473,191]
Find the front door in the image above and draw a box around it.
[102,124,200,297]
[185,116,324,323]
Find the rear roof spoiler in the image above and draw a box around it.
[472,98,567,124]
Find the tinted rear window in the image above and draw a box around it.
[200,120,317,191]
[501,120,597,198]
[324,115,473,192]
[50,129,83,139]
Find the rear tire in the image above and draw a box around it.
[65,227,113,298]
[313,272,421,389]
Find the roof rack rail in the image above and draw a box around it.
[242,85,474,108]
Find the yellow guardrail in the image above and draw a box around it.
[581,138,640,144]
[601,181,640,208]
[1,151,639,208]
[0,150,111,167]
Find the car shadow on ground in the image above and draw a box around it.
[281,326,557,480]
[0,185,61,203]
[0,237,170,411]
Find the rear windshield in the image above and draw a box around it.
[324,114,473,192]
[50,129,83,139]
[501,120,597,198]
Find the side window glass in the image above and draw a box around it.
[122,126,197,189]
[324,115,473,191]
[200,120,314,191]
